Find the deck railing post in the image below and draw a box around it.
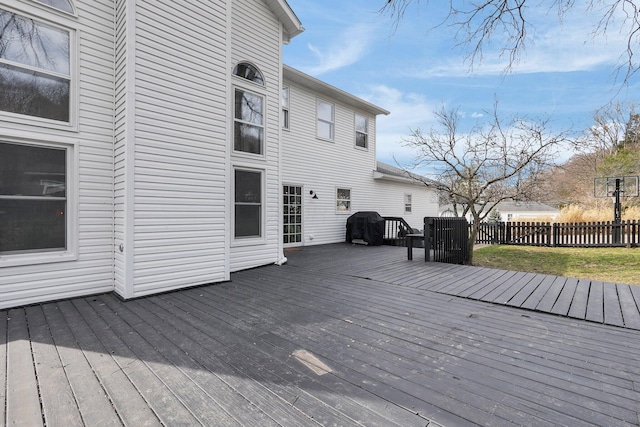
[424,217,432,262]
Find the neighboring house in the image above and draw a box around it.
[0,0,302,309]
[281,65,439,246]
[440,201,560,222]
[491,201,560,222]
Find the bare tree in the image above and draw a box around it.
[380,0,640,82]
[404,105,565,263]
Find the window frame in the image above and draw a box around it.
[316,98,335,141]
[336,187,351,214]
[354,113,368,149]
[0,138,77,267]
[232,86,266,157]
[232,166,265,244]
[0,5,78,131]
[404,193,412,214]
[282,86,290,130]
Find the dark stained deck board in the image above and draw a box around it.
[436,267,512,296]
[39,303,123,426]
[26,305,84,427]
[231,268,640,426]
[603,282,625,327]
[524,275,566,311]
[71,298,204,426]
[466,270,525,300]
[6,308,43,427]
[617,284,640,329]
[54,300,163,427]
[245,266,640,382]
[550,277,579,316]
[215,286,554,426]
[130,294,401,427]
[135,297,330,427]
[238,269,640,383]
[484,272,539,305]
[586,281,605,323]
[151,292,413,427]
[508,273,552,308]
[243,267,640,380]
[4,243,640,427]
[567,279,592,319]
[85,297,245,426]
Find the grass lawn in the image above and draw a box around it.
[473,245,640,286]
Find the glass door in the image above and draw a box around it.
[283,185,302,245]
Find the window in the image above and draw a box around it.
[336,188,351,213]
[317,99,334,140]
[234,169,262,238]
[282,86,290,130]
[234,89,264,155]
[0,9,72,123]
[0,142,67,254]
[34,0,75,14]
[233,62,264,85]
[355,114,368,148]
[404,194,412,213]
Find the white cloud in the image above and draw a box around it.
[301,24,377,75]
[400,5,638,78]
[357,85,439,167]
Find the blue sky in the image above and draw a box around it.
[282,0,640,167]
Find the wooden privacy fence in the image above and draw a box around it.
[475,220,640,247]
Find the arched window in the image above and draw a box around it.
[34,0,75,14]
[233,62,264,85]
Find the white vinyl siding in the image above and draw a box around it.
[0,0,114,309]
[117,0,229,297]
[229,0,283,272]
[281,80,439,246]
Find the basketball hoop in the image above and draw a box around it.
[594,176,639,244]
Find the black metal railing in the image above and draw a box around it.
[382,217,422,247]
[425,217,470,264]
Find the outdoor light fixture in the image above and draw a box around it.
[309,190,318,199]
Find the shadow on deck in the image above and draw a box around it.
[2,243,639,426]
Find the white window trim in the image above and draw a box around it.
[336,187,352,214]
[0,4,79,132]
[232,166,266,246]
[0,138,78,268]
[232,86,267,159]
[316,98,335,141]
[404,193,412,214]
[354,113,368,150]
[282,183,303,247]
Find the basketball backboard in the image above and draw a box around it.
[594,176,639,198]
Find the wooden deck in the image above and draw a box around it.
[2,243,640,426]
[332,246,640,330]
